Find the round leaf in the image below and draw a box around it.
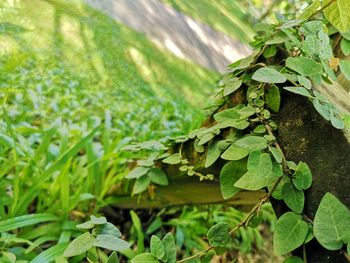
[314,193,350,250]
[282,182,305,213]
[274,212,308,255]
[207,222,231,247]
[219,160,246,200]
[252,68,286,83]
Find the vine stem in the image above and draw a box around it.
[177,114,290,263]
[177,246,213,263]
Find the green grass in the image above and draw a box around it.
[0,0,220,261]
[162,0,255,43]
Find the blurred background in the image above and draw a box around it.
[0,0,312,262]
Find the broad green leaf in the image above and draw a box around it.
[126,167,149,179]
[234,136,267,151]
[214,108,240,123]
[265,31,290,45]
[252,68,286,83]
[263,45,277,58]
[323,0,350,32]
[131,253,158,263]
[269,146,282,164]
[92,222,122,237]
[107,252,120,263]
[223,78,242,96]
[90,215,107,225]
[133,175,151,195]
[283,86,312,98]
[253,125,266,134]
[234,151,272,190]
[76,220,95,229]
[297,75,312,90]
[282,183,305,213]
[150,235,165,260]
[148,168,168,186]
[94,234,130,251]
[221,144,249,161]
[207,222,231,247]
[162,233,176,263]
[198,132,216,145]
[314,193,350,250]
[341,39,350,56]
[339,60,350,81]
[330,112,345,130]
[205,140,223,168]
[286,57,322,76]
[298,0,320,20]
[0,213,58,232]
[219,161,246,199]
[162,153,181,164]
[265,85,280,112]
[283,256,304,263]
[63,232,95,257]
[312,99,331,121]
[292,162,312,190]
[274,212,308,255]
[248,211,263,228]
[31,243,68,263]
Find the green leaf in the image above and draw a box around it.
[133,175,151,195]
[274,212,308,255]
[347,242,350,255]
[207,222,231,247]
[162,153,181,164]
[126,167,149,179]
[150,235,165,260]
[205,140,223,168]
[252,68,286,83]
[221,144,249,161]
[283,86,312,98]
[263,45,277,58]
[292,162,312,190]
[299,0,320,20]
[131,253,158,263]
[339,59,350,81]
[341,38,350,56]
[323,0,350,32]
[214,108,240,122]
[219,160,246,199]
[90,215,107,225]
[162,233,176,263]
[283,256,304,263]
[200,251,216,263]
[92,222,122,237]
[76,220,95,229]
[269,146,283,164]
[94,234,130,251]
[130,210,145,253]
[314,193,350,250]
[297,75,312,90]
[282,182,305,213]
[265,85,280,112]
[148,168,168,186]
[0,213,58,232]
[286,57,322,76]
[312,99,331,121]
[223,78,242,96]
[235,136,267,151]
[63,232,95,257]
[234,151,272,190]
[107,252,120,263]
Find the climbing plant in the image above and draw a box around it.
[64,0,350,262]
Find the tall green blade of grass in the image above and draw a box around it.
[10,126,100,216]
[0,213,59,232]
[30,242,68,263]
